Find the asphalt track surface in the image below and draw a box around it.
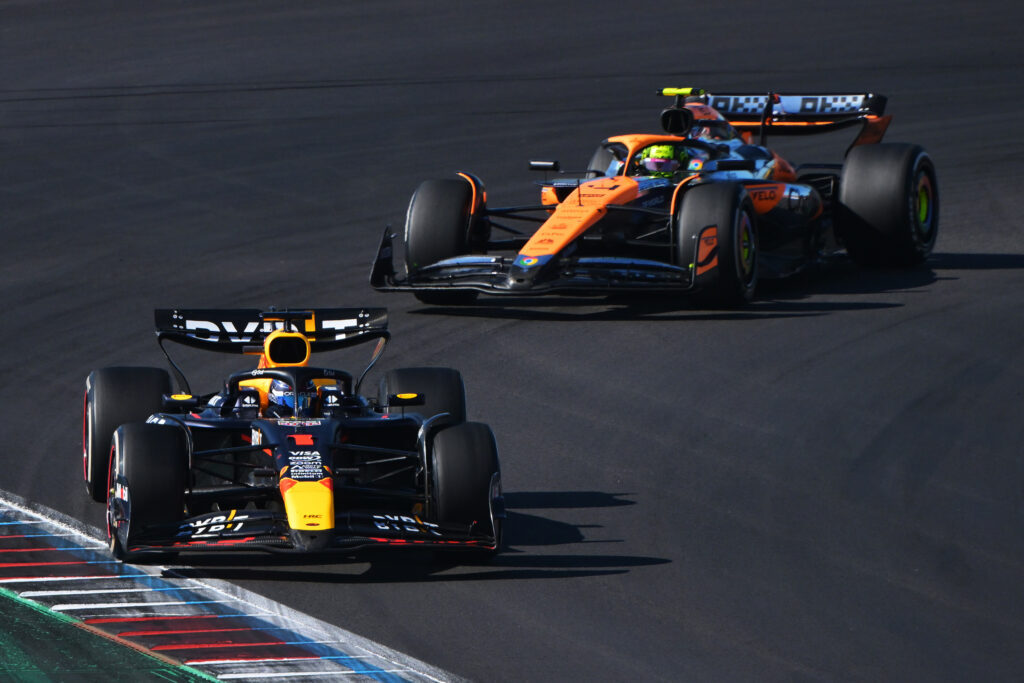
[2,2,1023,681]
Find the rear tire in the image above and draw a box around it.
[838,143,938,266]
[83,367,171,503]
[379,367,466,423]
[675,183,758,307]
[405,178,480,305]
[108,423,187,563]
[431,422,501,549]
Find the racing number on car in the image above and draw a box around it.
[373,514,441,536]
[178,513,249,539]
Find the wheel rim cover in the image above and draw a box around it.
[914,172,934,238]
[738,213,756,281]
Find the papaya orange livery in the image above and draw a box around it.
[696,228,718,276]
[746,183,785,213]
[521,178,640,258]
[373,87,937,306]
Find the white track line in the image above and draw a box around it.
[0,547,105,553]
[218,671,410,679]
[52,599,222,611]
[0,532,84,538]
[0,575,146,583]
[21,587,184,597]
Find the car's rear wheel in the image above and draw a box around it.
[108,423,188,563]
[431,421,501,552]
[838,143,938,266]
[379,367,466,423]
[83,367,171,503]
[675,182,758,307]
[405,178,480,305]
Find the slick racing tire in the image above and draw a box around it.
[379,367,466,423]
[431,421,501,551]
[838,143,938,266]
[404,178,480,305]
[675,182,758,307]
[108,423,187,563]
[83,367,171,503]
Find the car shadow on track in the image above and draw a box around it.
[162,490,668,583]
[928,252,1024,271]
[765,251,1024,299]
[401,256,968,322]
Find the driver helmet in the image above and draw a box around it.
[267,379,316,417]
[640,144,685,178]
[690,124,712,139]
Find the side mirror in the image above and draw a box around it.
[528,160,560,172]
[386,392,426,407]
[163,393,200,411]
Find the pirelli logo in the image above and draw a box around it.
[710,94,867,116]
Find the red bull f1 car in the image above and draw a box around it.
[371,87,938,306]
[82,308,503,561]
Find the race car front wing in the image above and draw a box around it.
[126,508,499,555]
[370,230,694,296]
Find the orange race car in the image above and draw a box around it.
[371,88,937,306]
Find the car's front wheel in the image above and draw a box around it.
[430,421,501,552]
[405,178,481,305]
[107,423,187,563]
[675,182,758,307]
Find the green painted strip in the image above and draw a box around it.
[0,587,218,682]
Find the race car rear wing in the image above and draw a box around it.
[155,308,390,395]
[660,87,891,147]
[155,308,388,352]
[703,91,885,121]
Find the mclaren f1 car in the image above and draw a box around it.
[82,308,502,561]
[370,87,938,306]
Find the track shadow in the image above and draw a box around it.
[761,251,1024,300]
[501,490,635,548]
[162,491,665,584]
[928,252,1024,271]
[503,490,635,509]
[756,257,939,299]
[406,258,939,321]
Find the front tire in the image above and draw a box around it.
[838,143,938,266]
[83,367,171,503]
[405,178,480,305]
[379,367,467,423]
[675,183,758,307]
[431,422,501,550]
[107,423,187,563]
